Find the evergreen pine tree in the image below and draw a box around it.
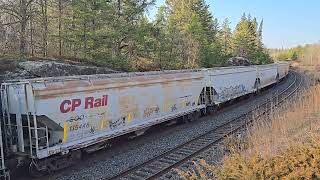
[218,18,232,57]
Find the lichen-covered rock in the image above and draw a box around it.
[227,57,251,66]
[1,60,118,81]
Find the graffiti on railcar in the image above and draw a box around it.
[99,119,109,130]
[171,104,178,112]
[119,95,139,123]
[90,126,96,134]
[109,117,126,130]
[185,101,196,107]
[178,95,195,108]
[143,106,160,118]
[219,85,247,101]
[186,101,191,107]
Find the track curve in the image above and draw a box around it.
[109,71,303,180]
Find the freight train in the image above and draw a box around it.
[0,61,289,179]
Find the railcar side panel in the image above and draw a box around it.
[277,61,289,79]
[257,64,278,88]
[204,67,257,104]
[2,71,205,159]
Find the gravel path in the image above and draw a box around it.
[29,74,295,180]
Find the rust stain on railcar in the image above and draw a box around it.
[119,95,139,124]
[33,73,204,100]
[162,82,177,113]
[38,72,196,91]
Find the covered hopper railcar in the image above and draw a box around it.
[0,61,289,178]
[204,66,258,105]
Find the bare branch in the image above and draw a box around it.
[1,21,19,26]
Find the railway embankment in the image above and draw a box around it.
[217,85,320,179]
[292,62,320,85]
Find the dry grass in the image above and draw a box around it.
[178,44,320,179]
[300,44,320,66]
[178,85,320,179]
[292,44,320,85]
[244,86,320,158]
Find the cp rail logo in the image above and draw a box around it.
[60,95,108,113]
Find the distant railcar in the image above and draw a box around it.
[256,63,279,88]
[277,61,290,79]
[0,61,289,178]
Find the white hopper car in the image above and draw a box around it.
[0,61,289,177]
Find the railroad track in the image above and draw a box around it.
[109,71,302,180]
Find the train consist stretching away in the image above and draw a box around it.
[0,61,289,178]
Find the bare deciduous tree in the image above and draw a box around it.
[0,0,34,60]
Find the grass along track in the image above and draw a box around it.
[109,71,302,180]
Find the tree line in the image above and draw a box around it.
[270,44,320,66]
[0,0,272,71]
[270,45,304,61]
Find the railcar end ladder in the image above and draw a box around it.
[0,85,10,180]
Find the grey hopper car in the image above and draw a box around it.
[0,61,289,178]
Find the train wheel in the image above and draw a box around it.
[256,83,261,94]
[182,113,192,123]
[29,161,47,178]
[200,108,207,116]
[254,79,261,94]
[189,111,200,122]
[206,106,216,115]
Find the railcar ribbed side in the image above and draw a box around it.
[1,70,206,160]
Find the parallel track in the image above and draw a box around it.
[109,71,302,180]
